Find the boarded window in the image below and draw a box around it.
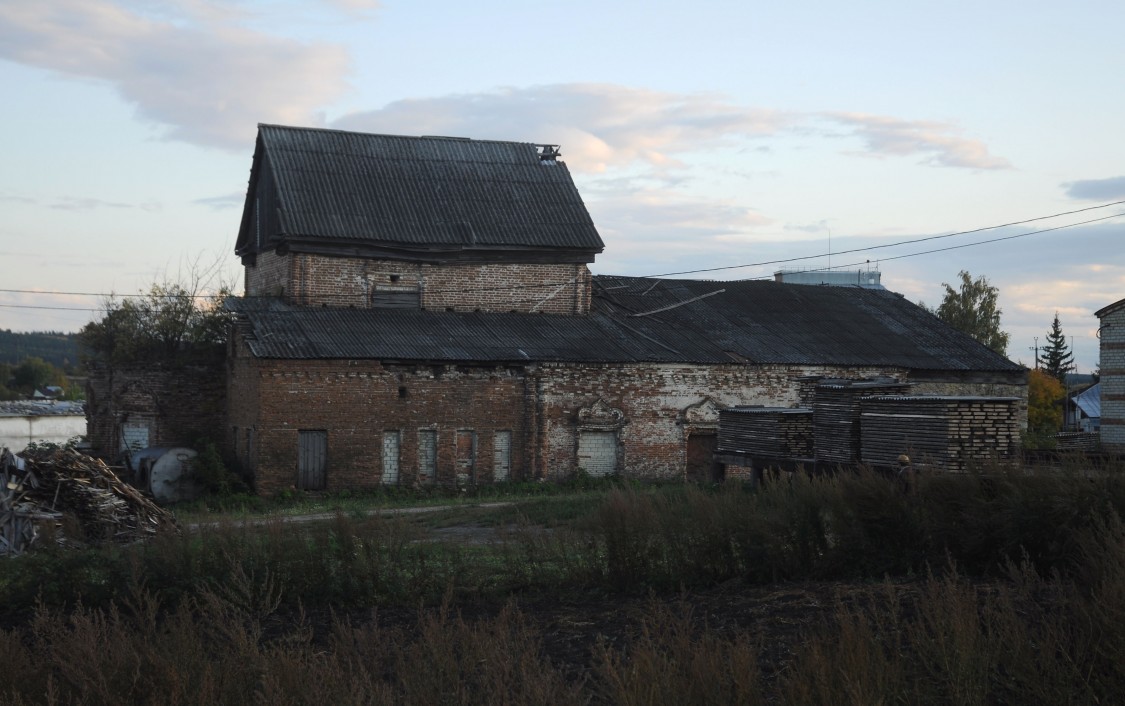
[493,431,512,481]
[577,431,617,477]
[122,423,150,453]
[418,429,437,484]
[371,285,420,309]
[297,430,327,490]
[455,430,476,484]
[382,431,400,485]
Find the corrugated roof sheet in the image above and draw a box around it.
[242,125,604,253]
[227,277,1024,372]
[1073,382,1101,418]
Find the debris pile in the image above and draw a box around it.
[1,446,177,555]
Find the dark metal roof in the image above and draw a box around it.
[227,277,1024,372]
[234,124,604,258]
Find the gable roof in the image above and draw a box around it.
[1095,296,1125,319]
[227,277,1022,372]
[234,124,604,262]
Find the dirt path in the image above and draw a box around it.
[185,501,515,531]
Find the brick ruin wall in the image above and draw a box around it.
[244,251,592,315]
[1100,305,1125,451]
[230,350,1028,493]
[535,362,909,480]
[86,359,226,461]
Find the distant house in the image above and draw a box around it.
[214,124,1028,494]
[1096,297,1125,451]
[1069,382,1100,432]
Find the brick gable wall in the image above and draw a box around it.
[244,252,592,314]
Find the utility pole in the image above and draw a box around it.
[1029,336,1039,369]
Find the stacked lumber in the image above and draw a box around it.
[859,396,1021,471]
[813,378,911,464]
[1,447,177,554]
[718,407,813,458]
[1055,432,1099,452]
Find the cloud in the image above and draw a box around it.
[784,220,830,234]
[193,193,246,210]
[823,112,1011,170]
[2,193,160,211]
[1063,176,1125,201]
[0,0,350,149]
[590,189,771,241]
[334,85,1008,175]
[332,84,791,173]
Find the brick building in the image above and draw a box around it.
[224,124,1026,494]
[1096,297,1125,452]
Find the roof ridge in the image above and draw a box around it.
[257,123,547,149]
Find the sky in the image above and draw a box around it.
[1,0,1123,373]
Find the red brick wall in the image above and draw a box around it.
[244,250,291,297]
[242,252,592,314]
[85,359,226,461]
[228,352,531,494]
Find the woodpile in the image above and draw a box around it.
[718,407,813,458]
[813,378,911,464]
[859,395,1021,471]
[0,446,177,555]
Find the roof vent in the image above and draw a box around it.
[537,144,561,163]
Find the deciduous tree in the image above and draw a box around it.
[79,261,233,364]
[933,270,1010,356]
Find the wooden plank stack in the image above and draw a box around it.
[814,378,912,464]
[859,395,1021,471]
[718,407,813,458]
[1,446,177,554]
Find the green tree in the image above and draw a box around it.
[1038,312,1074,383]
[1026,368,1065,448]
[933,270,1010,356]
[10,357,68,395]
[80,280,232,364]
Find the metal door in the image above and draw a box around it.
[297,430,327,490]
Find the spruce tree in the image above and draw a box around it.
[1038,312,1074,382]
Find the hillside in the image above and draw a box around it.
[0,330,81,369]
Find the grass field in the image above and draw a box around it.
[1,463,1124,704]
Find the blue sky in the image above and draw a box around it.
[1,0,1123,372]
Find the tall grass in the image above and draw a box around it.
[2,464,1125,701]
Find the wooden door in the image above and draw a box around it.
[455,431,476,483]
[686,433,719,482]
[297,430,327,490]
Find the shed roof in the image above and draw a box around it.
[1073,382,1101,419]
[228,277,1023,372]
[234,125,604,260]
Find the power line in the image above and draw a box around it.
[645,201,1125,278]
[1,200,1124,306]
